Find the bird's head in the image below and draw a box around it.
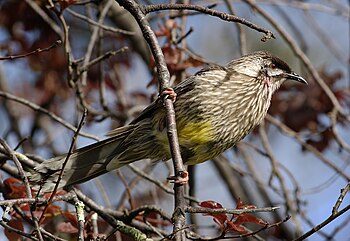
[231,51,307,92]
[258,51,308,90]
[260,51,307,83]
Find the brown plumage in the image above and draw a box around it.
[30,51,307,192]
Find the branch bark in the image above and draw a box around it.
[115,1,186,240]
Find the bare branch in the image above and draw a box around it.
[293,205,350,241]
[242,0,346,116]
[66,8,135,35]
[266,114,350,181]
[332,182,350,215]
[185,206,280,215]
[0,40,62,60]
[142,3,275,41]
[0,139,44,241]
[0,91,100,141]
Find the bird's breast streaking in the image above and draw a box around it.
[153,67,273,165]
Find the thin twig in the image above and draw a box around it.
[0,139,44,241]
[56,9,75,88]
[66,8,135,35]
[0,193,75,207]
[38,109,87,224]
[96,27,109,113]
[259,0,349,18]
[223,0,247,55]
[237,144,295,239]
[117,170,135,209]
[142,3,275,41]
[224,216,291,240]
[329,108,350,153]
[79,47,129,73]
[188,216,290,241]
[293,205,350,241]
[266,114,350,181]
[304,11,345,63]
[125,205,172,223]
[80,0,114,86]
[0,220,39,241]
[0,146,41,169]
[0,91,100,141]
[25,0,62,37]
[332,182,350,215]
[128,164,199,203]
[0,40,62,60]
[259,122,303,235]
[74,188,166,238]
[185,206,280,215]
[242,0,346,116]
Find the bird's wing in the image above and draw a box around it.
[172,75,196,95]
[128,101,160,125]
[127,76,196,125]
[174,64,226,94]
[106,125,137,137]
[127,65,226,126]
[194,64,226,76]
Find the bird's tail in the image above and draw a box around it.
[30,127,134,193]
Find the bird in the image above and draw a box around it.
[30,51,307,192]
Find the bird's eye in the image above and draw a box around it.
[271,63,276,69]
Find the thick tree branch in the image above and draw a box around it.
[115,1,187,240]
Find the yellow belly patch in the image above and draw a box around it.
[155,120,216,164]
[177,121,214,145]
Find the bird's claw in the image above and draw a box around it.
[167,170,189,185]
[161,87,177,103]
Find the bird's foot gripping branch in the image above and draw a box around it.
[167,170,189,185]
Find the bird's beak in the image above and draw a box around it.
[286,72,308,85]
